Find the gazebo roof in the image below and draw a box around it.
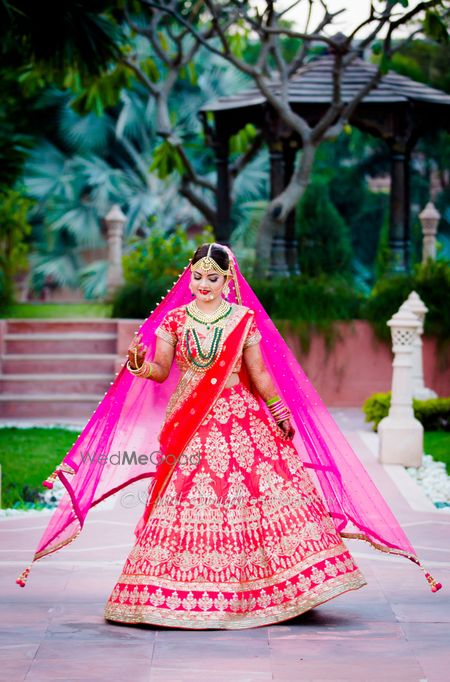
[201,54,450,112]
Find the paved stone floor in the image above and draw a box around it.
[1,409,449,681]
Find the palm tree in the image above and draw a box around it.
[23,48,269,297]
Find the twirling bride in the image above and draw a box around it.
[17,242,442,629]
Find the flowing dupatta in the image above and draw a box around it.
[17,245,442,593]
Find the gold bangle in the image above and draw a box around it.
[127,359,156,380]
[127,359,145,375]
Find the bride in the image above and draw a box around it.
[17,242,442,629]
[104,242,367,628]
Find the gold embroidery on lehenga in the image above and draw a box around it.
[177,434,203,476]
[187,471,218,505]
[229,419,255,471]
[249,413,279,459]
[203,423,230,477]
[105,379,369,629]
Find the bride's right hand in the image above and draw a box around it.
[128,333,147,369]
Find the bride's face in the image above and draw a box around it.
[191,268,226,302]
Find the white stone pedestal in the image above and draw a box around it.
[378,305,423,467]
[378,416,423,466]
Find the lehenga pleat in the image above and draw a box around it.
[104,382,367,629]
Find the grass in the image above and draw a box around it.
[0,427,81,508]
[0,427,448,508]
[1,303,113,318]
[424,431,450,475]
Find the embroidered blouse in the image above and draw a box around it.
[154,303,261,373]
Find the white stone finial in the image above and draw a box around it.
[419,202,440,233]
[386,304,420,350]
[419,201,440,262]
[402,292,437,401]
[105,204,127,224]
[405,291,428,321]
[105,205,126,295]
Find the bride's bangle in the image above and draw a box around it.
[266,396,291,424]
[127,359,154,379]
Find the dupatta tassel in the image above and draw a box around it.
[42,470,58,489]
[409,556,443,592]
[16,565,31,587]
[425,572,442,593]
[42,463,75,489]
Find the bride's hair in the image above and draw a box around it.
[192,243,230,272]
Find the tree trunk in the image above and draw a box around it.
[252,141,317,279]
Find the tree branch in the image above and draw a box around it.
[179,180,217,226]
[229,133,264,178]
[176,145,216,192]
[119,55,158,97]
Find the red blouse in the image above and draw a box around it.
[155,303,261,373]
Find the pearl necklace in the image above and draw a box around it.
[186,299,232,329]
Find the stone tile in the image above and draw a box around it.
[149,669,272,682]
[0,603,52,628]
[35,639,154,661]
[154,627,269,644]
[45,613,157,643]
[398,622,450,682]
[24,657,153,682]
[151,633,271,674]
[0,642,40,661]
[390,597,450,623]
[270,638,426,681]
[268,621,428,679]
[271,661,424,681]
[0,658,33,681]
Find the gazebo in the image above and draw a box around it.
[200,54,450,275]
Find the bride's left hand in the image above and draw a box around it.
[278,418,295,440]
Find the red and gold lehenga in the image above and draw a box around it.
[104,303,367,629]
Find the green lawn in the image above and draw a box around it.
[424,431,450,475]
[0,427,448,509]
[1,303,113,318]
[0,427,81,508]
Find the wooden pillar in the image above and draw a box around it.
[284,141,300,275]
[404,148,411,270]
[388,144,410,273]
[269,141,289,277]
[214,136,232,246]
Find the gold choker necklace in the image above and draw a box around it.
[187,299,231,326]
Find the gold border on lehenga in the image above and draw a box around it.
[104,568,367,630]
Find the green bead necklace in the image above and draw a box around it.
[184,300,232,369]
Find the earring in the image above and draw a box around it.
[223,282,230,298]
